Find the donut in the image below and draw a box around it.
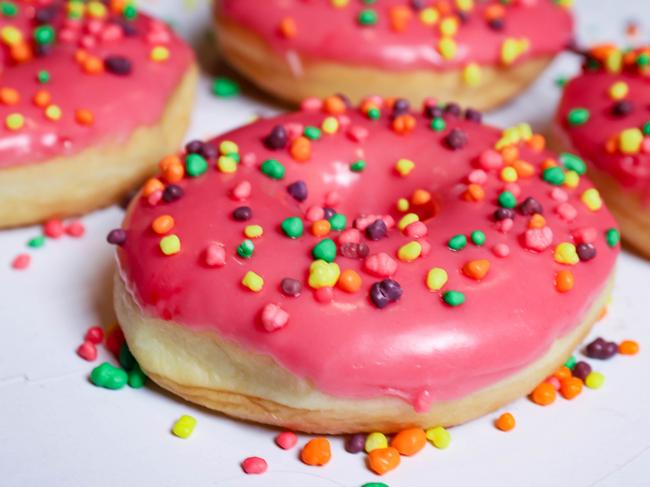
[0,0,197,228]
[214,0,573,110]
[112,95,619,434]
[555,44,650,258]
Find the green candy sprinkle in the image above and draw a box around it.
[281,217,304,238]
[90,362,128,390]
[312,238,337,263]
[430,117,446,132]
[118,343,136,370]
[27,235,45,248]
[448,234,467,251]
[470,230,486,246]
[37,70,50,84]
[303,126,321,140]
[498,190,517,209]
[260,159,286,180]
[564,355,577,370]
[237,239,255,258]
[559,152,587,175]
[211,77,240,97]
[642,121,650,136]
[567,107,590,126]
[0,2,18,17]
[128,364,147,389]
[185,153,207,177]
[123,4,138,20]
[542,166,566,185]
[637,53,650,67]
[350,159,366,172]
[367,107,381,120]
[362,483,389,487]
[358,9,378,26]
[329,213,347,231]
[34,25,55,45]
[443,290,465,307]
[605,228,620,247]
[555,76,568,88]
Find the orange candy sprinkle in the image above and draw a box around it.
[512,160,535,178]
[11,42,32,62]
[531,382,556,406]
[501,145,519,164]
[152,215,175,235]
[83,56,104,74]
[279,17,297,38]
[367,447,400,475]
[528,213,546,228]
[495,412,516,431]
[338,269,362,293]
[311,219,331,237]
[75,109,94,126]
[391,428,426,456]
[0,87,20,105]
[290,136,311,162]
[323,96,346,115]
[527,134,546,152]
[464,183,485,202]
[555,270,574,293]
[142,178,164,197]
[541,158,558,170]
[392,114,416,134]
[619,340,640,355]
[462,259,490,280]
[160,155,184,183]
[389,5,412,32]
[560,377,583,400]
[553,366,572,381]
[411,189,431,205]
[300,438,331,466]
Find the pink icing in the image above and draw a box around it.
[557,70,650,203]
[0,1,194,169]
[217,0,573,70]
[117,100,618,410]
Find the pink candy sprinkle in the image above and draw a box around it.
[524,226,553,251]
[241,152,257,167]
[65,220,86,237]
[85,326,104,344]
[364,252,398,277]
[204,243,226,267]
[468,169,488,184]
[261,304,289,332]
[232,181,252,201]
[504,183,520,197]
[43,219,65,239]
[76,341,97,361]
[545,376,561,390]
[347,125,369,142]
[325,191,341,207]
[275,431,298,450]
[478,149,503,170]
[11,253,30,270]
[148,189,163,206]
[301,97,322,112]
[555,202,577,222]
[492,243,510,258]
[286,123,303,141]
[242,457,267,475]
[642,137,650,153]
[572,227,597,244]
[495,218,513,233]
[419,239,431,257]
[404,221,427,238]
[550,187,569,202]
[305,206,325,222]
[338,228,361,244]
[314,287,333,304]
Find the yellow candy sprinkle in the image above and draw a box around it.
[308,260,340,289]
[5,113,24,130]
[426,267,448,291]
[150,46,170,62]
[438,37,457,60]
[426,426,451,449]
[172,415,196,439]
[619,127,643,154]
[242,271,264,292]
[501,37,529,65]
[554,242,579,265]
[1,26,22,45]
[500,166,518,183]
[396,198,410,212]
[398,213,419,231]
[217,155,237,174]
[495,123,532,149]
[87,1,107,18]
[365,432,388,453]
[463,63,482,86]
[585,371,605,389]
[160,234,181,255]
[395,158,415,176]
[581,188,602,211]
[419,7,439,25]
[321,116,339,134]
[45,104,62,121]
[439,17,458,37]
[606,50,622,73]
[219,140,239,155]
[455,0,474,11]
[398,241,422,262]
[564,170,580,189]
[609,81,629,100]
[330,0,349,7]
[244,225,263,238]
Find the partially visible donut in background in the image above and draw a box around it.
[555,44,650,258]
[214,0,573,109]
[0,0,197,228]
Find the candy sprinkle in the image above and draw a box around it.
[172,415,197,439]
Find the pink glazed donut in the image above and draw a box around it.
[0,0,197,228]
[555,44,650,258]
[214,0,573,110]
[112,95,618,434]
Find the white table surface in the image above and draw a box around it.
[2,1,650,486]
